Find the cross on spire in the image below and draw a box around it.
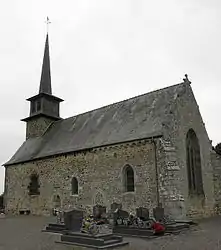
[46,16,51,33]
[183,74,191,84]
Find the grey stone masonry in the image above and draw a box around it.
[26,116,54,139]
[211,151,221,213]
[158,139,186,220]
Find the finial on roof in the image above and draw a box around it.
[183,74,191,84]
[39,31,52,95]
[46,16,51,34]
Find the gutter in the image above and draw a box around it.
[4,134,163,167]
[152,137,160,207]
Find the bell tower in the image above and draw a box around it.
[21,33,63,139]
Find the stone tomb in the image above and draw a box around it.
[113,209,129,226]
[42,209,83,234]
[55,206,129,248]
[57,231,129,249]
[136,207,150,221]
[111,202,122,212]
[43,223,66,233]
[113,208,154,238]
[64,209,84,231]
[113,226,155,238]
[93,205,106,219]
[153,206,165,222]
[107,203,123,224]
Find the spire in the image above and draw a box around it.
[39,33,52,94]
[21,17,63,134]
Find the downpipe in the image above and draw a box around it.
[152,138,160,207]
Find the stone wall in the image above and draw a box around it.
[211,151,221,213]
[4,139,159,216]
[161,82,215,219]
[157,139,186,220]
[26,117,54,139]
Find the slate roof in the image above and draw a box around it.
[4,82,188,166]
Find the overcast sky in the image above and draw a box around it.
[0,0,220,194]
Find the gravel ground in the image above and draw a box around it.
[0,215,221,250]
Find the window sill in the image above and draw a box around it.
[122,191,135,195]
[29,194,40,197]
[29,192,40,196]
[70,194,79,197]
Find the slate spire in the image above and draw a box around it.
[21,22,63,139]
[39,33,52,95]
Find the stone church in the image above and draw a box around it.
[3,33,221,219]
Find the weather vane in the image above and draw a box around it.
[46,16,51,33]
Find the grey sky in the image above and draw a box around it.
[0,0,220,194]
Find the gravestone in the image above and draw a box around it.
[64,209,84,232]
[136,207,149,220]
[117,209,129,218]
[110,202,122,212]
[113,209,129,225]
[93,205,106,219]
[153,207,164,222]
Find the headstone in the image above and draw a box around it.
[64,209,84,232]
[117,209,129,218]
[113,209,129,225]
[93,205,106,219]
[136,207,149,220]
[110,202,122,212]
[153,207,164,222]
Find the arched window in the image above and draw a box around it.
[28,174,40,195]
[186,129,204,195]
[71,177,78,195]
[124,165,135,192]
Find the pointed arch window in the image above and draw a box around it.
[71,177,78,195]
[186,129,204,195]
[124,165,135,192]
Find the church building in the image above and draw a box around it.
[3,33,221,219]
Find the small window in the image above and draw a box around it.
[124,165,135,192]
[71,177,78,195]
[28,174,40,195]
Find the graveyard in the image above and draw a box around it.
[0,199,217,250]
[40,203,195,249]
[0,213,221,250]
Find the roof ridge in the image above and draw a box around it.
[55,82,185,124]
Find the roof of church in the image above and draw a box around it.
[4,81,189,166]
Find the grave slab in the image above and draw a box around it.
[113,225,155,237]
[56,231,129,249]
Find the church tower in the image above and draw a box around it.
[21,33,63,139]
